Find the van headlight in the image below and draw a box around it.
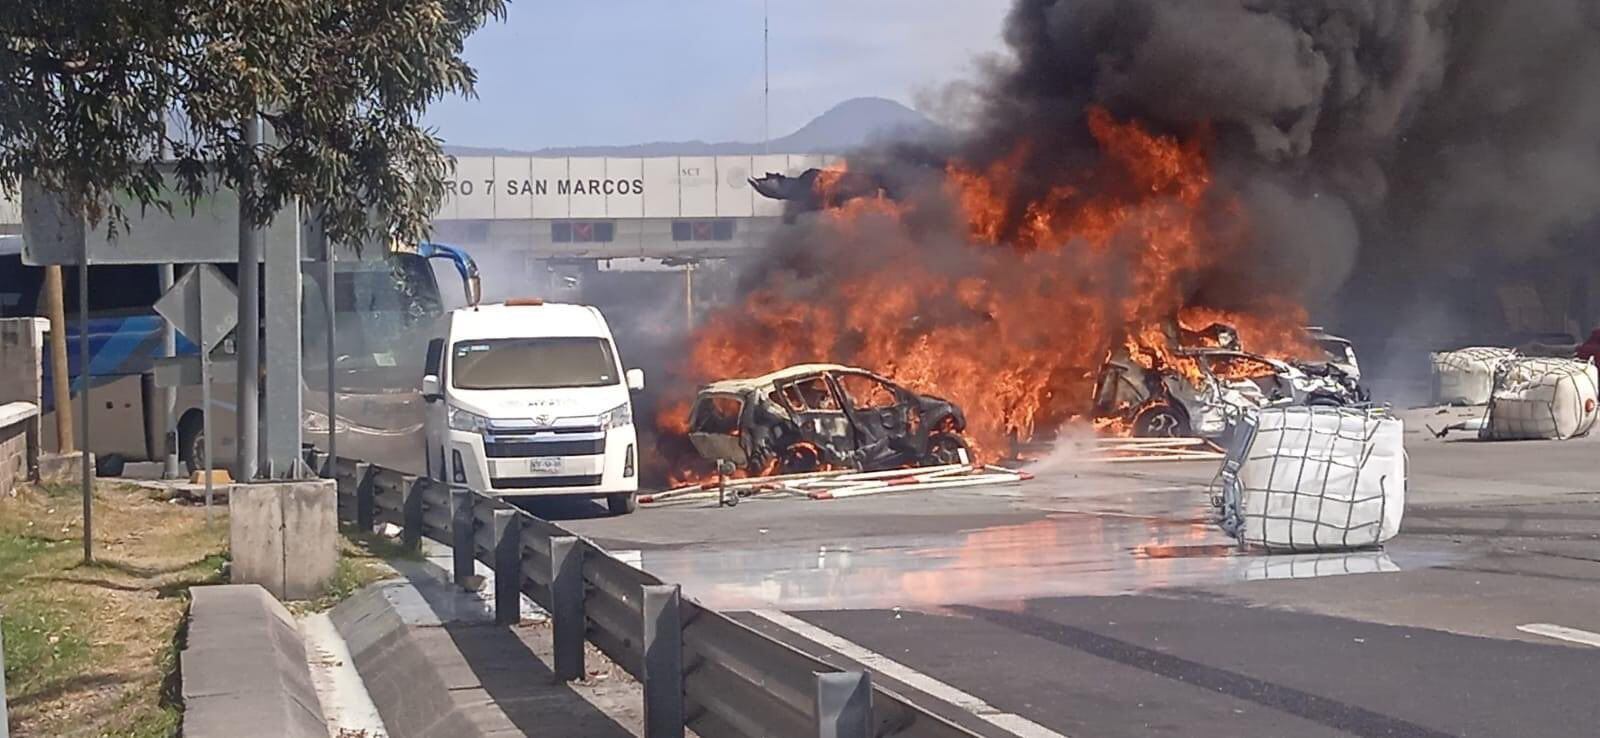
[597,402,632,430]
[448,406,490,433]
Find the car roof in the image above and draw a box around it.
[448,302,611,341]
[1177,347,1295,369]
[700,363,876,394]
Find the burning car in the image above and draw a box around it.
[686,364,970,475]
[1094,335,1366,439]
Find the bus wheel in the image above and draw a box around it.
[95,453,126,478]
[177,411,205,474]
[606,493,637,516]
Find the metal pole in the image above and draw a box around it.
[263,202,302,478]
[0,614,9,738]
[763,0,770,154]
[42,266,72,452]
[236,114,262,482]
[684,265,694,330]
[325,244,336,470]
[77,262,91,563]
[158,264,179,478]
[200,294,213,526]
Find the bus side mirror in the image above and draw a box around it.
[626,368,645,392]
[422,374,442,402]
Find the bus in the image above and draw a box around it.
[0,237,478,476]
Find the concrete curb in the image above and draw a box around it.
[329,583,480,738]
[330,572,643,738]
[181,585,328,738]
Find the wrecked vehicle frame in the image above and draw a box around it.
[1094,337,1368,440]
[686,364,971,475]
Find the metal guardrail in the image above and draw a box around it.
[309,450,980,738]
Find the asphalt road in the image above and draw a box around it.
[549,406,1600,738]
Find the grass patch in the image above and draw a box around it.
[0,481,226,737]
[296,529,410,613]
[1,598,93,695]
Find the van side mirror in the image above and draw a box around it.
[626,368,645,392]
[422,374,442,402]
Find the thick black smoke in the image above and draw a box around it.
[946,0,1600,339]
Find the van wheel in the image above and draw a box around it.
[177,411,205,474]
[606,493,637,516]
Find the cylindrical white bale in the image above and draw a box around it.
[1431,347,1518,405]
[1217,406,1405,552]
[1483,358,1600,440]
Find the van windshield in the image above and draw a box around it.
[451,337,619,390]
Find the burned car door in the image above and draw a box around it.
[835,371,915,467]
[775,374,859,468]
[686,392,751,467]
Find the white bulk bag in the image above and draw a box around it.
[1483,358,1600,440]
[1216,406,1405,552]
[1431,347,1517,405]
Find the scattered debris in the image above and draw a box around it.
[1078,437,1226,462]
[1215,406,1405,552]
[686,364,972,477]
[641,463,1029,507]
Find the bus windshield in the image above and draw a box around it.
[303,254,444,388]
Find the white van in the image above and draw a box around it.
[422,299,644,514]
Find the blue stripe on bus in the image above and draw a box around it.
[41,313,201,412]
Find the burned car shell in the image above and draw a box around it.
[1305,326,1361,383]
[686,364,969,473]
[1094,347,1365,439]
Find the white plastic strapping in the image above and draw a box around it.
[1482,358,1600,440]
[1431,347,1518,405]
[1217,406,1405,552]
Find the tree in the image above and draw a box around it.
[0,0,506,246]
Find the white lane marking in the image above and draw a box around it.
[1517,623,1600,648]
[749,609,1069,738]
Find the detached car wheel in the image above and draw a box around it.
[1133,404,1190,437]
[606,493,637,516]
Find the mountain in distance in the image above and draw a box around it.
[445,97,938,158]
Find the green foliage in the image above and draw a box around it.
[0,0,508,247]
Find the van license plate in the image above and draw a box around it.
[528,458,563,475]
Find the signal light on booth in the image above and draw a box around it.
[452,449,468,484]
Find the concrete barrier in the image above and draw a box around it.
[181,585,327,738]
[330,583,481,738]
[329,574,641,738]
[0,402,38,496]
[230,480,338,600]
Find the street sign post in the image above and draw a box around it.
[153,264,237,523]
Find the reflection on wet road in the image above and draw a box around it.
[628,474,1459,611]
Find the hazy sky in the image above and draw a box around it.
[423,1,1012,149]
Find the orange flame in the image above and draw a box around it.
[656,107,1314,478]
